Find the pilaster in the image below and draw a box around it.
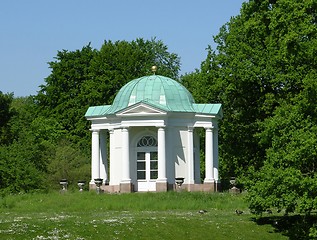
[187,127,195,184]
[100,129,108,184]
[213,123,219,183]
[121,127,131,183]
[91,129,100,184]
[157,126,167,191]
[204,127,214,184]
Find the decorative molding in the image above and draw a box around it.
[117,103,167,116]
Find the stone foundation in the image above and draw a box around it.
[202,182,215,192]
[181,182,221,192]
[156,182,168,192]
[89,182,221,193]
[103,184,120,193]
[120,182,134,193]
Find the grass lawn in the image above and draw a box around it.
[0,191,288,240]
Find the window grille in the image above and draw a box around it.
[137,136,157,147]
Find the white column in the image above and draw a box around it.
[91,129,100,184]
[213,124,219,182]
[108,129,114,185]
[194,130,201,183]
[204,128,214,183]
[187,127,194,184]
[100,130,108,184]
[121,127,131,182]
[157,127,167,181]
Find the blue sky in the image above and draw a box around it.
[0,0,245,97]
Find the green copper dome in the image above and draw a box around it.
[105,75,195,114]
[85,74,222,118]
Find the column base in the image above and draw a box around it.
[183,183,199,191]
[120,182,133,193]
[202,182,215,192]
[202,181,221,192]
[156,181,168,192]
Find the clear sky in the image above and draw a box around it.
[0,0,245,97]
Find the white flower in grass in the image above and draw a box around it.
[33,236,45,240]
[103,219,118,223]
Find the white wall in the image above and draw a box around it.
[109,125,203,187]
[173,127,188,183]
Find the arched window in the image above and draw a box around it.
[137,136,157,147]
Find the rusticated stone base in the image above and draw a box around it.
[181,182,221,192]
[120,182,134,193]
[202,182,215,192]
[89,182,221,193]
[103,184,120,193]
[89,182,104,192]
[156,182,168,192]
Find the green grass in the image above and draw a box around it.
[0,191,287,240]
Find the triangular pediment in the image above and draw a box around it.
[117,102,167,116]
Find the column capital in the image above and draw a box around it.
[204,123,218,130]
[212,121,219,129]
[188,126,194,132]
[157,126,166,131]
[90,129,100,133]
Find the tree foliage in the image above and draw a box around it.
[0,92,13,145]
[244,0,317,215]
[36,38,180,150]
[0,97,55,194]
[47,139,90,189]
[0,38,180,194]
[183,0,317,215]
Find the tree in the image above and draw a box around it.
[83,38,180,107]
[0,91,13,145]
[47,139,90,190]
[183,3,271,180]
[36,44,97,150]
[243,0,317,216]
[0,145,45,194]
[0,96,64,193]
[183,0,317,218]
[21,38,180,192]
[36,38,180,151]
[183,0,317,190]
[246,105,317,214]
[246,72,317,215]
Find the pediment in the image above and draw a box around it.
[117,102,167,116]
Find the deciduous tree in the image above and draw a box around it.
[36,38,180,151]
[0,92,13,145]
[183,0,317,217]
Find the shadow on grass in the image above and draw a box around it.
[253,214,317,239]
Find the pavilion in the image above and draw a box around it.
[85,70,222,192]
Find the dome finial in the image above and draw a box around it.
[151,66,157,75]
